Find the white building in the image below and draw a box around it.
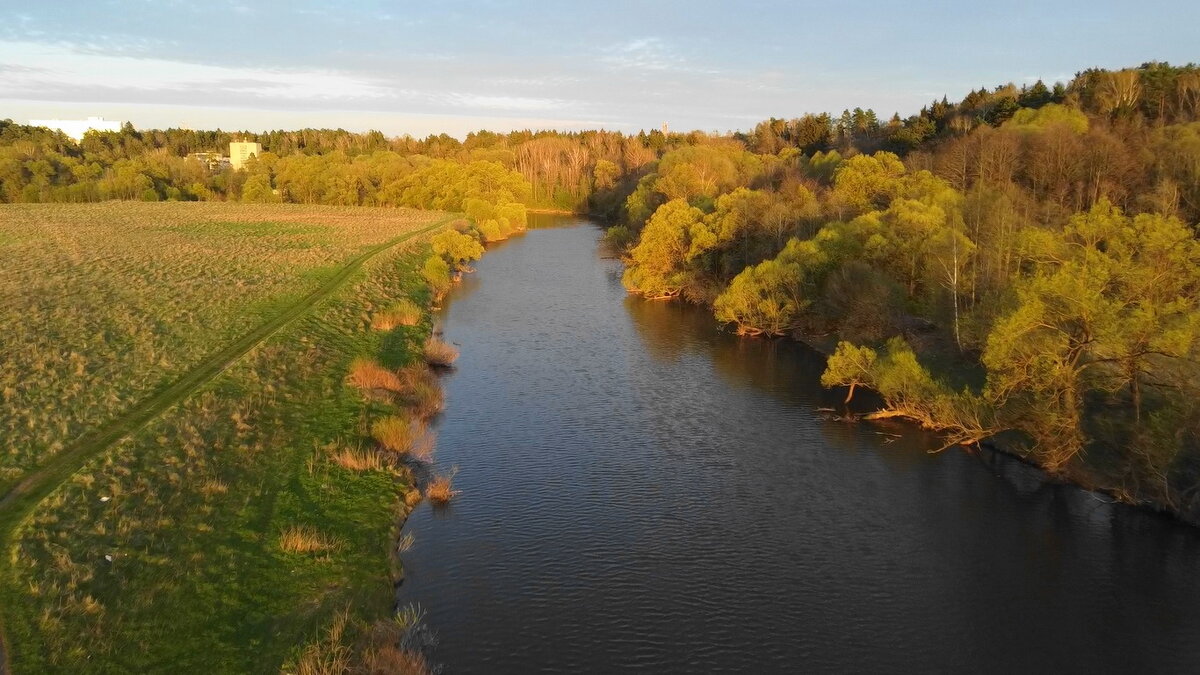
[27,117,123,141]
[229,141,263,170]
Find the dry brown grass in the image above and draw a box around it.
[422,338,458,368]
[403,488,423,508]
[361,645,431,675]
[327,443,394,473]
[408,431,437,463]
[371,299,422,331]
[295,610,353,675]
[397,365,443,419]
[425,469,459,504]
[371,415,420,454]
[347,358,404,393]
[279,525,341,554]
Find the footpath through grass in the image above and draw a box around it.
[0,202,444,486]
[0,204,451,673]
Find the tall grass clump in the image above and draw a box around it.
[425,468,459,504]
[347,357,404,393]
[371,298,422,331]
[361,646,431,675]
[371,415,420,454]
[279,525,341,554]
[326,442,394,473]
[361,604,436,675]
[423,338,458,368]
[295,610,353,675]
[397,364,444,419]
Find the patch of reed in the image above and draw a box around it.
[347,357,403,392]
[279,525,341,554]
[397,365,444,419]
[422,338,458,368]
[371,415,420,454]
[371,298,422,331]
[425,469,458,504]
[295,609,353,675]
[327,443,393,472]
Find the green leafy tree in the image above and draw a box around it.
[621,199,706,299]
[431,229,484,265]
[240,174,280,203]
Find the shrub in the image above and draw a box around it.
[430,229,484,264]
[421,256,451,298]
[372,415,420,453]
[347,358,403,393]
[371,298,422,331]
[476,218,505,242]
[423,338,458,367]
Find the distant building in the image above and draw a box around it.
[229,141,263,170]
[187,152,231,172]
[27,116,122,141]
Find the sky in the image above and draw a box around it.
[1,0,1197,138]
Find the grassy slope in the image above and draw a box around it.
[0,204,449,672]
[0,202,443,486]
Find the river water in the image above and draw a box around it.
[396,216,1200,673]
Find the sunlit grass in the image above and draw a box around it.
[2,202,446,672]
[347,357,405,393]
[0,201,439,481]
[425,468,459,504]
[372,298,423,331]
[422,337,459,368]
[371,415,422,454]
[326,442,395,473]
[279,525,342,555]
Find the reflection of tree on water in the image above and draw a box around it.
[622,289,965,477]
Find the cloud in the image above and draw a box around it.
[440,93,566,112]
[600,37,687,72]
[0,39,583,119]
[0,40,391,102]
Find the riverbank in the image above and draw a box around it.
[788,327,1200,529]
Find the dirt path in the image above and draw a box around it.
[0,217,448,674]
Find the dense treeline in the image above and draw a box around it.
[0,120,668,213]
[615,62,1200,521]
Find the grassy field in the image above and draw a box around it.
[0,202,451,672]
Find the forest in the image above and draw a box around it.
[4,61,1200,520]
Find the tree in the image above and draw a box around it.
[622,199,706,299]
[830,152,906,215]
[712,237,828,336]
[821,342,877,403]
[822,338,997,447]
[421,255,452,299]
[1097,69,1143,117]
[713,258,805,336]
[431,229,484,265]
[982,201,1200,471]
[240,174,280,203]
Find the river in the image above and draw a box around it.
[396,215,1200,673]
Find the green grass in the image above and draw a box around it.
[0,202,444,484]
[0,203,450,672]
